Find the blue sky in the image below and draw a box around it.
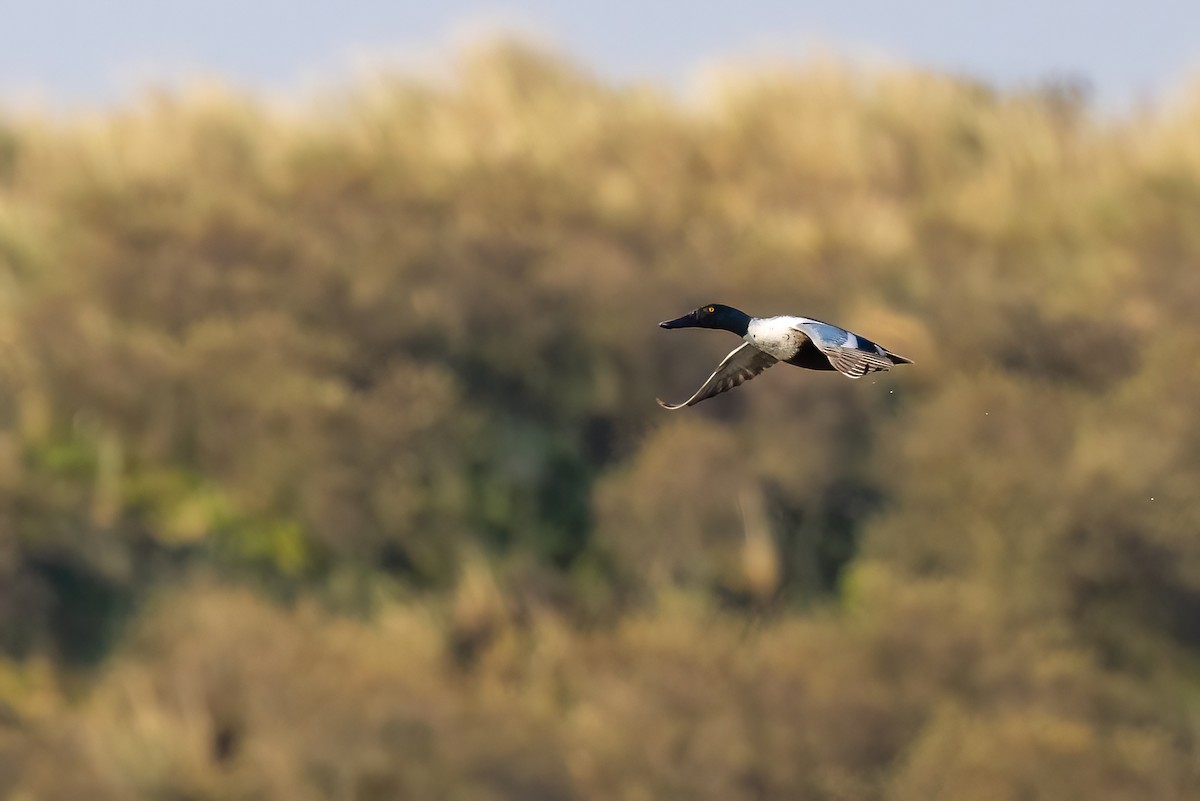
[1,1,1197,108]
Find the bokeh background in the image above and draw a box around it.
[2,4,1200,799]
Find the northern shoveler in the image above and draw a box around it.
[657,303,912,409]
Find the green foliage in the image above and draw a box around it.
[1,42,1199,798]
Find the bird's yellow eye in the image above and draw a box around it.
[707,306,715,313]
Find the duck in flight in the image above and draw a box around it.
[657,304,913,409]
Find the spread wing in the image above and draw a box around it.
[657,343,778,410]
[792,320,896,379]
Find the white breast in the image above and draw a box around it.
[745,316,807,360]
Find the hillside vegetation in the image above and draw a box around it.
[1,42,1199,799]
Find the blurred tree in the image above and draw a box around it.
[0,41,1198,798]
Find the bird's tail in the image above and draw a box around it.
[886,350,914,365]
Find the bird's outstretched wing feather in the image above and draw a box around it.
[792,320,896,379]
[657,343,778,410]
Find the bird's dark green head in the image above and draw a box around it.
[659,303,751,336]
